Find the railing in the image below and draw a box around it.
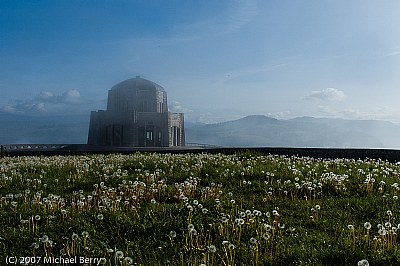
[1,144,67,155]
[2,144,67,150]
[0,143,221,156]
[185,142,222,148]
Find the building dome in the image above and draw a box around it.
[106,76,167,113]
[110,76,165,92]
[88,76,184,147]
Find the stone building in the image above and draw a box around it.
[88,76,185,147]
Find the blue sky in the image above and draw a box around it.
[1,0,400,123]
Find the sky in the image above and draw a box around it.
[1,0,400,123]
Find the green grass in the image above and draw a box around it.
[1,153,400,265]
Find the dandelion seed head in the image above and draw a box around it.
[41,235,49,243]
[378,228,387,236]
[169,231,177,238]
[237,218,245,225]
[221,216,229,223]
[208,245,217,253]
[124,257,133,264]
[115,250,124,259]
[72,233,79,240]
[364,222,371,230]
[250,237,257,244]
[82,231,89,238]
[358,259,369,266]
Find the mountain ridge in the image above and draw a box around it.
[1,112,400,148]
[186,115,400,148]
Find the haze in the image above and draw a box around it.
[1,0,400,124]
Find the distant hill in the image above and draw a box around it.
[186,115,400,148]
[2,113,400,148]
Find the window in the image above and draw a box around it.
[146,130,153,140]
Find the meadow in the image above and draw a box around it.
[1,152,400,265]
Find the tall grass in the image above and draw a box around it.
[1,152,400,265]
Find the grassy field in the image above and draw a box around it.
[1,152,400,265]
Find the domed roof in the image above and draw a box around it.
[111,76,165,92]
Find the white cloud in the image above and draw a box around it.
[384,51,400,57]
[35,89,81,104]
[1,101,47,114]
[168,101,192,114]
[306,88,346,102]
[1,89,82,114]
[315,104,365,119]
[266,111,291,119]
[383,46,400,57]
[61,90,81,103]
[188,112,243,124]
[313,104,400,123]
[37,91,54,101]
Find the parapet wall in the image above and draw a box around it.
[2,144,400,162]
[1,144,67,153]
